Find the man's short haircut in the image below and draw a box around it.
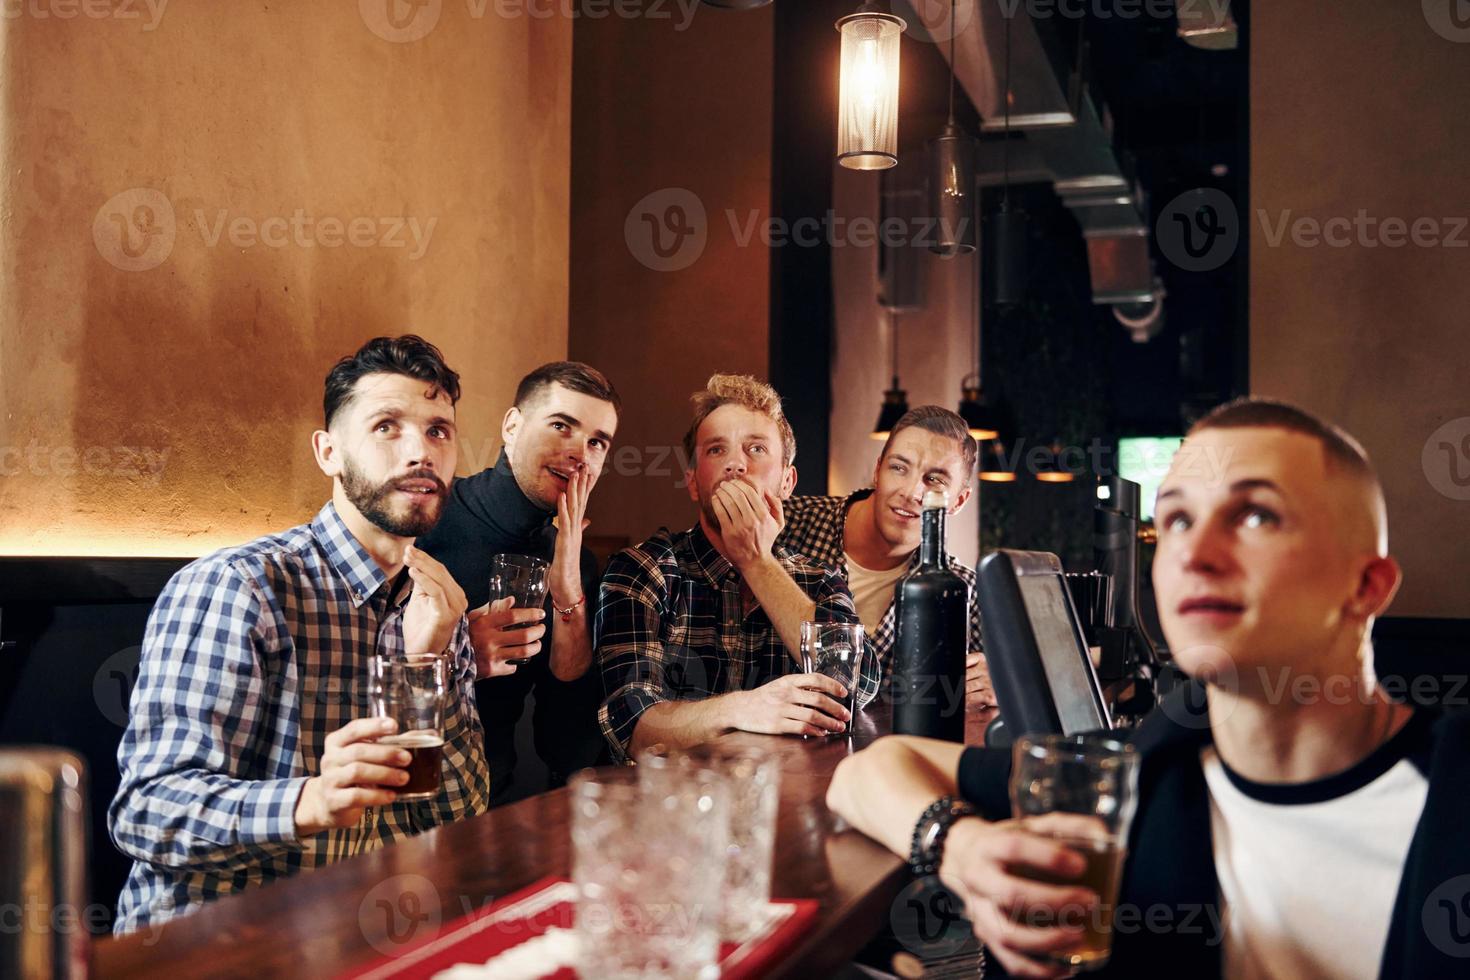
[683,374,797,467]
[324,334,461,429]
[1188,396,1377,481]
[514,361,622,416]
[879,405,979,485]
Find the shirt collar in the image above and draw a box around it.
[685,523,738,588]
[487,449,554,534]
[311,501,392,609]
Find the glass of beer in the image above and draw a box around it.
[490,553,549,667]
[1008,732,1140,971]
[799,621,865,734]
[367,654,448,801]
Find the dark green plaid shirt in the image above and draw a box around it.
[595,524,868,762]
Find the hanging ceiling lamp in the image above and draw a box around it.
[872,310,910,440]
[928,0,977,255]
[978,440,1016,482]
[958,247,1004,440]
[837,1,906,171]
[1035,441,1078,483]
[991,3,1027,306]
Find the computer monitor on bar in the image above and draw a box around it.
[977,549,1112,741]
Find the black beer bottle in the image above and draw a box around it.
[892,490,968,741]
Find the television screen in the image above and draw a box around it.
[1117,436,1183,521]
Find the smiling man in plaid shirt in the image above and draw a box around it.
[597,374,870,762]
[109,336,490,934]
[777,405,993,708]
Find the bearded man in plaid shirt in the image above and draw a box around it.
[597,374,871,762]
[109,335,491,934]
[777,406,994,710]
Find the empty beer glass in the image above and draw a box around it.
[800,621,865,733]
[638,743,781,943]
[489,553,549,666]
[571,766,728,979]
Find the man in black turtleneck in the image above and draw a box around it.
[417,361,620,806]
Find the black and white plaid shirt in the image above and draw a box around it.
[596,524,869,763]
[777,489,983,671]
[110,502,490,934]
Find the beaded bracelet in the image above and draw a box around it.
[908,795,976,877]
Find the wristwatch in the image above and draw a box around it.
[909,795,977,876]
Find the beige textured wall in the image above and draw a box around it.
[1251,0,1470,617]
[0,3,571,557]
[568,5,773,547]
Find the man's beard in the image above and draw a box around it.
[341,457,447,538]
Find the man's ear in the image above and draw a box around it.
[685,471,700,505]
[501,406,522,455]
[779,464,798,500]
[951,482,974,513]
[1349,555,1402,621]
[312,429,341,479]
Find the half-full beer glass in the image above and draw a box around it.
[367,654,447,801]
[1009,732,1139,971]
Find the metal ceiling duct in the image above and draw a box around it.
[1177,0,1238,50]
[915,0,1161,312]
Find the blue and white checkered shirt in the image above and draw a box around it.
[109,502,491,935]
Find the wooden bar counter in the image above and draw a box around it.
[96,705,994,979]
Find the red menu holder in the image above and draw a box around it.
[340,876,818,980]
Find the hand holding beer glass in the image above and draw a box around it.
[367,653,449,801]
[1006,733,1140,973]
[800,621,865,735]
[489,553,550,667]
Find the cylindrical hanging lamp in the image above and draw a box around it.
[836,2,906,171]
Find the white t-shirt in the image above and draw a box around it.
[1201,713,1430,980]
[842,552,909,635]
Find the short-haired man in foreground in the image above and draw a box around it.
[827,398,1470,979]
[110,336,490,933]
[778,405,993,709]
[597,374,872,762]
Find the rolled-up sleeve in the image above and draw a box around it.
[595,549,671,764]
[109,560,306,874]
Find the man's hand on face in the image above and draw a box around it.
[550,465,594,602]
[402,545,468,657]
[728,672,851,737]
[467,597,547,677]
[294,717,411,836]
[711,478,785,570]
[966,651,997,710]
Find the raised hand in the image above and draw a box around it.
[402,545,468,657]
[711,478,784,571]
[550,465,593,604]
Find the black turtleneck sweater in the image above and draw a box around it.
[416,450,604,805]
